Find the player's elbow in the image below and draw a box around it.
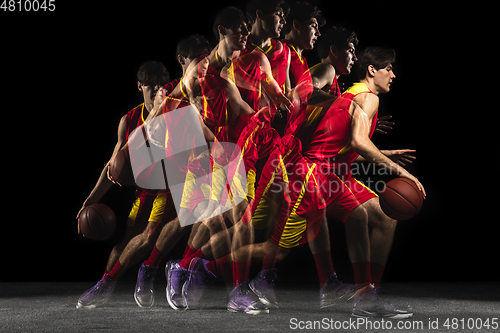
[350,138,369,155]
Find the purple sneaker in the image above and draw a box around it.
[166,260,189,311]
[227,281,269,315]
[76,274,116,309]
[134,263,158,308]
[248,269,279,309]
[183,257,216,309]
[319,272,355,308]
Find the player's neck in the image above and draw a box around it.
[143,103,151,117]
[285,30,304,57]
[284,39,303,57]
[323,55,341,79]
[359,78,379,95]
[215,41,237,66]
[248,28,271,51]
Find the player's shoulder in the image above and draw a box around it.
[352,90,379,115]
[273,38,285,52]
[310,63,335,78]
[127,103,144,115]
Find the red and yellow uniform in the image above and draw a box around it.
[124,103,177,229]
[244,82,378,248]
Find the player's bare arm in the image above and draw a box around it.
[76,114,127,222]
[350,94,426,197]
[308,64,338,105]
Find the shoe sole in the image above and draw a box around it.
[248,280,279,309]
[227,307,269,315]
[165,261,187,311]
[134,290,154,308]
[352,311,413,319]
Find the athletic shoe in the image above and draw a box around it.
[134,263,158,308]
[227,281,269,315]
[183,257,216,309]
[352,288,413,319]
[319,272,356,308]
[165,260,189,311]
[248,269,279,309]
[76,274,116,309]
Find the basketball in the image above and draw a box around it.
[109,148,136,187]
[379,178,423,220]
[78,204,117,240]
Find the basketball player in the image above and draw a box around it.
[75,61,173,309]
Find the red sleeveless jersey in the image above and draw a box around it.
[302,83,378,178]
[287,43,313,103]
[125,103,145,141]
[243,38,289,91]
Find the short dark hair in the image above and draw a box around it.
[137,61,170,87]
[354,47,396,80]
[213,6,249,40]
[246,0,290,24]
[282,1,325,35]
[176,34,212,60]
[316,26,358,60]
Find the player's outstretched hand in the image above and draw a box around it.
[375,115,394,135]
[383,149,416,166]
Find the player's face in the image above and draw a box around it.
[138,82,160,111]
[261,8,286,38]
[225,21,250,50]
[332,43,357,75]
[373,63,396,93]
[296,18,321,50]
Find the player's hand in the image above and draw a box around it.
[383,149,416,166]
[253,106,273,124]
[105,158,123,187]
[375,115,394,135]
[276,93,292,116]
[399,171,426,199]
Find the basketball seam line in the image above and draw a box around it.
[386,186,418,213]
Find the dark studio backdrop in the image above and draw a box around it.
[1,1,495,284]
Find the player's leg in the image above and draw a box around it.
[76,220,165,309]
[308,217,355,308]
[363,197,397,288]
[76,190,163,309]
[345,199,412,319]
[104,226,143,273]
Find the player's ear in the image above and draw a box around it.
[256,9,265,21]
[137,81,143,92]
[217,25,227,37]
[177,54,186,66]
[367,65,376,77]
[292,19,301,32]
[329,45,339,57]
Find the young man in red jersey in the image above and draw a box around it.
[75,61,174,309]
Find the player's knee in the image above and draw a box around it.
[347,205,368,225]
[276,247,291,262]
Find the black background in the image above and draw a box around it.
[1,1,496,284]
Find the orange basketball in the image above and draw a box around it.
[78,204,116,240]
[380,178,423,220]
